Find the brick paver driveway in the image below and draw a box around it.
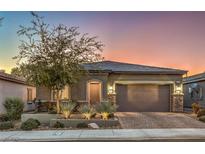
[116,112,205,129]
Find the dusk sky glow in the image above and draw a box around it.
[0,11,205,75]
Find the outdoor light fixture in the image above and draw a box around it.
[175,86,182,94]
[175,81,182,94]
[108,86,113,94]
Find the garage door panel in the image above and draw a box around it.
[116,84,170,112]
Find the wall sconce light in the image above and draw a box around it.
[175,81,182,94]
[108,86,113,94]
[175,86,182,94]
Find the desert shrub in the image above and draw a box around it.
[199,116,205,122]
[4,97,24,120]
[60,101,76,119]
[53,121,65,128]
[79,104,96,120]
[33,119,41,126]
[76,122,88,128]
[192,102,200,114]
[0,121,14,130]
[197,109,205,117]
[96,101,118,120]
[0,114,9,122]
[21,118,40,130]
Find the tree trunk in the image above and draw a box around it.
[56,90,60,114]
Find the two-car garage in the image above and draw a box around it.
[116,84,170,112]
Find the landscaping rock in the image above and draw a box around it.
[88,123,100,129]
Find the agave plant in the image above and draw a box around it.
[96,101,118,120]
[60,101,76,119]
[79,104,96,120]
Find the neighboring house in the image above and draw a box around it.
[183,72,205,108]
[0,71,36,114]
[37,61,187,112]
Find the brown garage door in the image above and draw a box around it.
[116,84,170,112]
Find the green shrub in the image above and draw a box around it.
[4,97,24,120]
[60,101,76,119]
[0,114,9,122]
[33,119,41,126]
[0,121,14,130]
[53,121,65,128]
[76,122,88,128]
[79,104,96,120]
[199,116,205,122]
[96,101,118,120]
[21,118,40,130]
[197,109,205,117]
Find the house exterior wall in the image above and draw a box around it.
[183,80,205,108]
[71,73,183,103]
[36,86,51,100]
[0,79,36,114]
[71,73,108,101]
[35,73,184,112]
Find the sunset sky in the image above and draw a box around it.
[0,12,205,76]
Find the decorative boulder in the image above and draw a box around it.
[88,123,100,129]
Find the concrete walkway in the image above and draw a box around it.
[1,129,205,141]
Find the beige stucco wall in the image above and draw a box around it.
[71,73,108,101]
[0,79,36,114]
[36,85,71,100]
[71,73,183,102]
[36,86,51,100]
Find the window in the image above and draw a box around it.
[189,84,203,101]
[27,88,33,101]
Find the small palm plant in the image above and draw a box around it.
[60,101,76,119]
[79,104,96,120]
[96,101,118,120]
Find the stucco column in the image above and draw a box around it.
[171,82,184,112]
[107,93,116,104]
[172,94,184,112]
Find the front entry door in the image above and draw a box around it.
[89,83,100,105]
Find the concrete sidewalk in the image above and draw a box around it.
[1,129,205,141]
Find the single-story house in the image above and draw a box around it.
[183,72,205,108]
[0,71,36,114]
[37,61,187,112]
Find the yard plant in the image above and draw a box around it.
[197,109,205,117]
[96,101,118,120]
[53,121,65,128]
[60,101,76,119]
[0,121,14,130]
[79,104,96,120]
[4,97,24,120]
[21,118,40,130]
[192,102,200,114]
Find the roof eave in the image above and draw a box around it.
[87,70,187,75]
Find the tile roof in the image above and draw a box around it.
[183,72,205,83]
[82,60,187,75]
[0,72,27,85]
